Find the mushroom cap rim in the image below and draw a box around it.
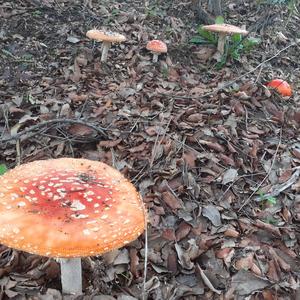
[86,29,126,42]
[202,24,248,35]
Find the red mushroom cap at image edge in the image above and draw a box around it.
[0,158,146,258]
[146,40,168,53]
[266,79,292,97]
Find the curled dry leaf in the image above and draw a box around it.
[161,191,183,210]
[67,124,94,136]
[98,139,122,148]
[224,228,239,238]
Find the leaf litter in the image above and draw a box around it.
[0,0,300,299]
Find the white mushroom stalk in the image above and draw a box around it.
[152,53,159,63]
[101,41,111,62]
[217,33,227,55]
[60,258,82,294]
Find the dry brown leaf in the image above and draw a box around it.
[182,150,198,168]
[268,247,291,272]
[161,228,176,241]
[219,153,235,166]
[67,124,94,136]
[161,191,183,210]
[255,220,281,237]
[68,92,88,103]
[224,228,239,238]
[128,143,147,153]
[98,139,122,148]
[129,248,139,278]
[198,140,225,152]
[175,222,191,241]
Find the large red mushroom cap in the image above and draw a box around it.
[0,158,146,258]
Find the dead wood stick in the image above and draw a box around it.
[0,119,108,144]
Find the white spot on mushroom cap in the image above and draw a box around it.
[11,193,19,200]
[71,214,89,219]
[83,229,91,235]
[91,227,100,232]
[70,200,86,211]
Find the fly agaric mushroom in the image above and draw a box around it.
[0,158,146,295]
[266,79,292,97]
[86,29,126,62]
[202,24,248,55]
[146,40,168,63]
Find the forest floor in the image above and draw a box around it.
[0,0,300,299]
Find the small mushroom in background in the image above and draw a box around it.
[202,24,248,56]
[146,40,168,63]
[266,79,292,97]
[0,158,146,295]
[86,29,126,62]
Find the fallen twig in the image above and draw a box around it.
[0,119,108,144]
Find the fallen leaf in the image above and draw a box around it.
[161,191,183,210]
[202,205,222,227]
[231,270,270,296]
[222,168,238,185]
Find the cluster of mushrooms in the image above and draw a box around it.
[0,23,253,297]
[86,23,248,63]
[86,29,167,63]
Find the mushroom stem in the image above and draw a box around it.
[217,33,227,55]
[152,53,159,63]
[60,258,82,294]
[101,41,111,62]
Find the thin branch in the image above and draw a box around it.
[0,119,108,144]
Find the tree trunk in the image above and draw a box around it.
[192,0,214,24]
[208,0,222,16]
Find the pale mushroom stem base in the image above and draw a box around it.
[152,53,159,63]
[217,33,226,55]
[60,258,82,294]
[101,41,112,62]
